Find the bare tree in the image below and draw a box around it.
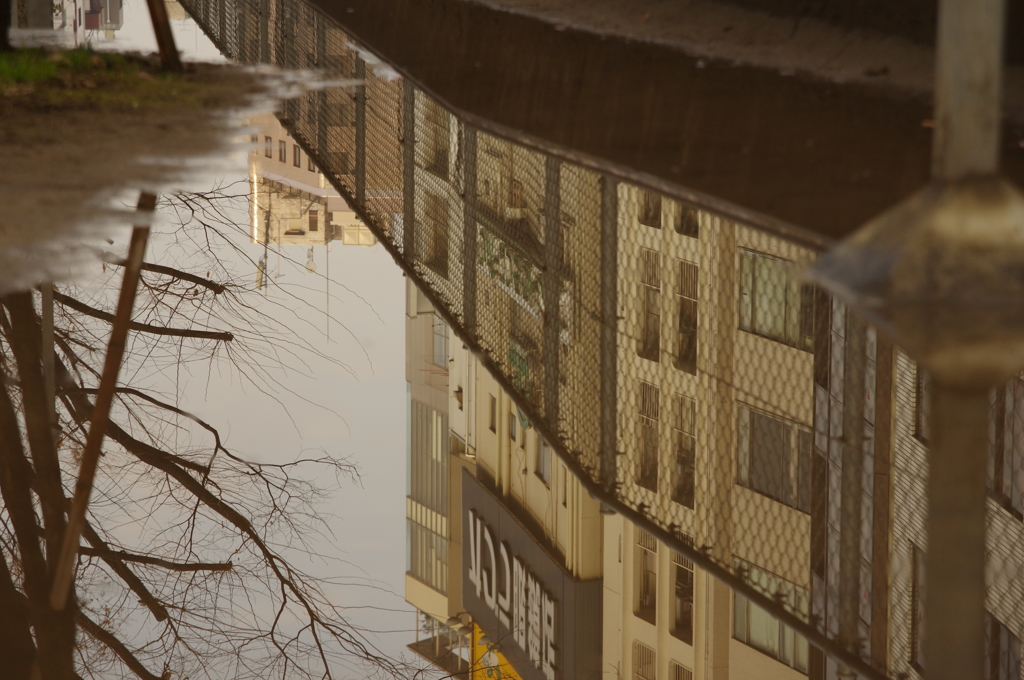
[0,186,403,680]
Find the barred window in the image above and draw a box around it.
[670,661,693,680]
[671,549,694,644]
[635,529,657,626]
[637,248,661,362]
[738,249,814,351]
[308,209,318,232]
[675,260,698,374]
[737,404,811,512]
[672,394,696,508]
[633,641,657,680]
[636,381,660,493]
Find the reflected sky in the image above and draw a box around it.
[79,0,418,668]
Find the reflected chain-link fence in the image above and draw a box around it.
[175,0,1024,677]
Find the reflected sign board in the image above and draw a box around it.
[462,469,601,680]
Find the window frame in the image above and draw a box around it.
[736,403,812,513]
[636,381,660,493]
[675,260,698,374]
[637,248,662,362]
[737,248,814,352]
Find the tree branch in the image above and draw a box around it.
[78,545,231,573]
[52,292,233,342]
[80,522,169,622]
[77,612,164,680]
[96,252,227,295]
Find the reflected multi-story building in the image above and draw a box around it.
[172,0,1024,677]
[249,113,377,249]
[404,277,604,680]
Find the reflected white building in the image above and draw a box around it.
[249,113,376,249]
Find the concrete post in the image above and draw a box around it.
[923,2,1007,679]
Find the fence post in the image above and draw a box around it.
[542,157,563,427]
[599,176,618,488]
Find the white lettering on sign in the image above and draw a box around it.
[468,509,557,679]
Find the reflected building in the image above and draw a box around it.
[405,277,604,680]
[172,0,1024,677]
[249,113,376,248]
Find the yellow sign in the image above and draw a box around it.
[471,623,524,680]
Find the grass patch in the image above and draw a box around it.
[0,47,138,86]
[0,47,220,112]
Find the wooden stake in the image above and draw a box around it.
[144,0,183,73]
[50,193,154,611]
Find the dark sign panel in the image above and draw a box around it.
[462,469,602,680]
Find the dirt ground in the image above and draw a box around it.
[0,52,282,293]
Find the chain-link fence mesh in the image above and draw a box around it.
[175,0,1024,677]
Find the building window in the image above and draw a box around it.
[489,395,497,433]
[910,543,925,671]
[675,260,698,374]
[672,550,694,645]
[636,381,660,492]
[635,529,658,625]
[562,465,568,507]
[989,378,1024,518]
[279,140,287,162]
[423,98,450,178]
[633,641,657,680]
[419,193,450,278]
[672,394,696,508]
[638,190,662,229]
[914,364,932,444]
[293,144,301,167]
[264,136,273,158]
[537,439,551,486]
[637,248,662,362]
[509,411,517,443]
[308,154,315,172]
[738,249,814,351]
[308,209,318,232]
[985,612,1021,680]
[670,661,693,680]
[675,204,699,239]
[733,560,809,673]
[431,316,449,368]
[736,404,811,512]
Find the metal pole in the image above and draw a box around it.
[925,1,1007,679]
